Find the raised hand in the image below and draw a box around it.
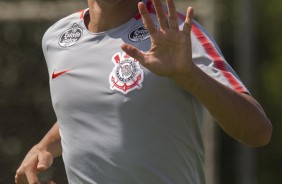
[121,0,194,79]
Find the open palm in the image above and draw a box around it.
[121,0,194,78]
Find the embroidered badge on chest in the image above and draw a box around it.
[59,23,83,47]
[109,52,144,94]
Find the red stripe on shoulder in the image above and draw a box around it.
[135,0,153,20]
[177,12,186,21]
[78,9,85,19]
[192,22,246,93]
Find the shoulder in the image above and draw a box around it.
[42,9,87,56]
[42,9,86,46]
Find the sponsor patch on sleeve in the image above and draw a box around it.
[59,23,83,47]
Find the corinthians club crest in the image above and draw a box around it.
[109,52,144,94]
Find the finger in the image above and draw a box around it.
[17,177,28,184]
[16,167,29,184]
[37,151,53,172]
[138,2,157,35]
[166,0,179,30]
[25,166,40,184]
[182,7,194,35]
[152,0,169,30]
[15,171,28,184]
[121,43,145,64]
[15,177,27,184]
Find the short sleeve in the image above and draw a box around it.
[191,21,249,94]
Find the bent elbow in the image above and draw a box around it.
[257,122,272,147]
[244,121,273,148]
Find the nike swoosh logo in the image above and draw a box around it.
[52,70,70,79]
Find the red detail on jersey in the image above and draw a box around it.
[135,0,153,20]
[79,9,85,19]
[177,12,186,21]
[110,52,144,94]
[191,22,246,93]
[52,70,70,79]
[111,74,142,92]
[114,55,120,64]
[177,11,244,92]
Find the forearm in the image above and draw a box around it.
[173,64,272,147]
[36,122,62,158]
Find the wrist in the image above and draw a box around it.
[171,63,199,91]
[36,141,61,158]
[35,143,48,152]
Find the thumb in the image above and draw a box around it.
[37,151,53,171]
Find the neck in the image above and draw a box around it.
[86,0,140,33]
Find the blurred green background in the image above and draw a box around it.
[0,0,281,183]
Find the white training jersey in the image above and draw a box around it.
[42,0,248,183]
